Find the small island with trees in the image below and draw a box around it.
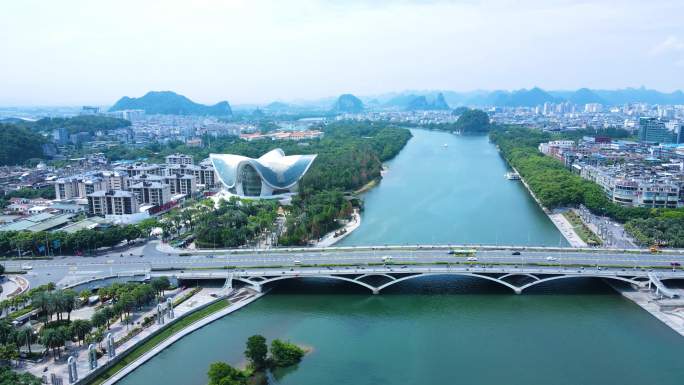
[207,334,307,385]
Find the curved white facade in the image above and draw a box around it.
[210,149,317,198]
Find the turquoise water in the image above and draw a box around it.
[117,279,684,385]
[117,129,683,385]
[340,129,566,246]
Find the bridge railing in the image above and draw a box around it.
[172,243,684,256]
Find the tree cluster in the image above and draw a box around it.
[0,366,41,385]
[0,124,47,166]
[24,116,131,135]
[194,198,278,248]
[0,186,55,210]
[208,334,306,385]
[0,220,157,257]
[489,125,684,246]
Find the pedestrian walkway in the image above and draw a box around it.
[315,210,361,247]
[20,286,217,383]
[100,288,262,385]
[548,213,587,248]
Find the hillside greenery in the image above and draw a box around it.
[490,125,684,247]
[331,94,364,113]
[416,108,491,133]
[23,115,131,135]
[0,124,47,166]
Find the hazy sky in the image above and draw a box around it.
[1,0,683,106]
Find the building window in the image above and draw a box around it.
[239,164,262,196]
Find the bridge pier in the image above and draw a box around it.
[513,288,522,295]
[372,288,379,295]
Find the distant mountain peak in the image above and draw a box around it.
[331,94,364,113]
[110,91,232,116]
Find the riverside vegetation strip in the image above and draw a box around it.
[489,125,684,248]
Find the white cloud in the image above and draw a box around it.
[650,36,684,56]
[0,0,683,105]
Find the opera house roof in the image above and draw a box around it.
[210,149,317,190]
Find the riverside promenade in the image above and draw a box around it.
[19,286,261,384]
[100,288,263,385]
[605,281,684,337]
[315,210,361,247]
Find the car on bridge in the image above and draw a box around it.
[512,251,521,256]
[466,256,478,262]
[448,249,477,256]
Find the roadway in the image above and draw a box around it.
[3,241,684,289]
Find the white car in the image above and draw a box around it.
[21,264,33,270]
[546,257,558,261]
[466,256,478,262]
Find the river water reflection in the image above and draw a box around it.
[117,129,683,385]
[340,129,566,246]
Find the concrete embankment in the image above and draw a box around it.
[606,281,684,338]
[315,210,361,247]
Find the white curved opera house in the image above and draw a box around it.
[210,149,317,198]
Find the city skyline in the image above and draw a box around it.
[1,0,684,105]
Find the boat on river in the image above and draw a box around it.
[505,171,520,180]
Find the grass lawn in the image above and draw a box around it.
[88,299,230,385]
[563,211,603,246]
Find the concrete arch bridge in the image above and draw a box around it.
[162,265,683,295]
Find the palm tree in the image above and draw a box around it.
[91,310,107,329]
[40,329,63,359]
[61,290,77,320]
[20,326,34,354]
[70,320,92,346]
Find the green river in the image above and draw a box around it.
[117,129,683,385]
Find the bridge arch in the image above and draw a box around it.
[499,273,540,281]
[251,275,379,293]
[355,273,397,282]
[375,273,520,294]
[517,274,643,293]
